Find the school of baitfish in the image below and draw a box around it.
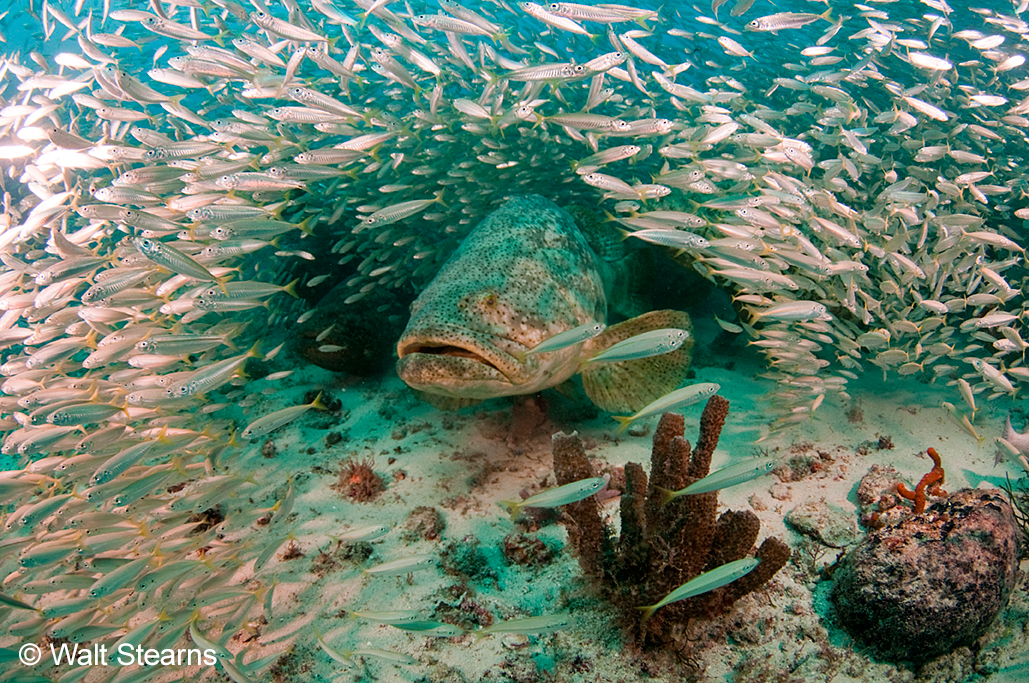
[3,0,1029,678]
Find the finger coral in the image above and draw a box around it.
[552,396,790,647]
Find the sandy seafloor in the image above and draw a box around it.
[190,330,1029,683]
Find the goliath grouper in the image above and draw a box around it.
[396,195,693,411]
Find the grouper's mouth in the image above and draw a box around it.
[396,325,530,395]
[396,340,505,374]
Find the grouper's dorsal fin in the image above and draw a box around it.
[413,390,482,411]
[566,205,626,263]
[578,310,694,414]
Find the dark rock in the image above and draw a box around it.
[831,488,1022,663]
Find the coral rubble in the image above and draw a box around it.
[552,396,790,647]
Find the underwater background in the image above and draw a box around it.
[0,0,1028,681]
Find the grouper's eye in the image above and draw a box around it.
[481,293,498,308]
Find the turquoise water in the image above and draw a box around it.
[0,0,1028,681]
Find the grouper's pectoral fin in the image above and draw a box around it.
[578,309,694,414]
[413,390,483,411]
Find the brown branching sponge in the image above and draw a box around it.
[553,396,791,647]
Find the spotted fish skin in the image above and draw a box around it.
[396,195,694,412]
[396,195,605,402]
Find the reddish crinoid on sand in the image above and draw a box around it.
[333,457,384,502]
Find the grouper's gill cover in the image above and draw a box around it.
[396,195,693,411]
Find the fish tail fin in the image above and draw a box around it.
[612,414,634,433]
[655,486,677,507]
[489,27,509,45]
[604,214,633,241]
[496,500,521,520]
[297,216,315,236]
[432,188,448,208]
[267,202,286,221]
[214,275,232,296]
[169,454,192,478]
[220,330,240,354]
[155,425,173,445]
[243,341,265,363]
[366,141,383,164]
[637,604,658,623]
[282,278,300,298]
[311,392,328,411]
[197,423,223,442]
[740,305,761,323]
[579,310,693,414]
[820,8,833,22]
